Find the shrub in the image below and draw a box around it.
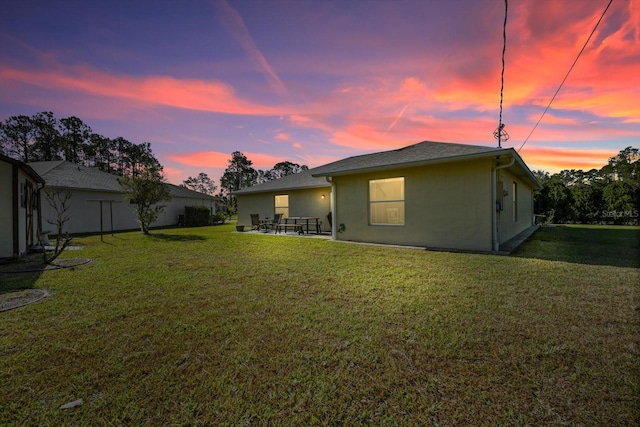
[184,205,211,227]
[211,211,227,225]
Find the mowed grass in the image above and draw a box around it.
[1,225,638,425]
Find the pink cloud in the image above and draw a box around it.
[274,132,291,141]
[0,65,287,116]
[168,150,300,170]
[162,166,183,177]
[167,151,231,168]
[520,146,617,172]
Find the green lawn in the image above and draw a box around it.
[1,224,638,425]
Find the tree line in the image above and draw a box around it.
[0,111,160,176]
[533,147,639,225]
[0,112,308,205]
[217,151,307,195]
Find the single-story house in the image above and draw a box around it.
[235,141,542,252]
[28,161,218,235]
[0,154,45,259]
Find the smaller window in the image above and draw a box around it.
[20,183,26,208]
[275,194,289,218]
[512,182,518,221]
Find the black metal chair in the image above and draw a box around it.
[250,214,261,231]
[267,213,283,232]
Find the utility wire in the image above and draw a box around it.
[497,0,508,148]
[518,0,614,152]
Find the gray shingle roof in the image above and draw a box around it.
[311,140,504,176]
[28,161,216,199]
[29,161,123,192]
[234,168,331,195]
[235,140,541,193]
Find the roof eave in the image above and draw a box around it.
[234,182,331,196]
[1,155,46,184]
[503,148,543,190]
[23,164,46,185]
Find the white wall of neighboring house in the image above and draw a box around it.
[0,159,42,258]
[161,195,216,228]
[41,187,216,235]
[0,160,15,257]
[41,188,137,235]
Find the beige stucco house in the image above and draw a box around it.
[28,161,218,235]
[0,154,45,259]
[236,141,541,252]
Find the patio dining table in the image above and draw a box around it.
[282,216,321,234]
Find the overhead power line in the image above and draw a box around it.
[518,0,614,152]
[494,0,509,148]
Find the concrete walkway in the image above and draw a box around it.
[499,225,540,254]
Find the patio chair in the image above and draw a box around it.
[266,213,283,232]
[250,214,261,231]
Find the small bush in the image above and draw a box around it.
[211,211,227,225]
[184,205,211,227]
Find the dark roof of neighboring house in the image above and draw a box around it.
[28,161,217,199]
[234,168,331,195]
[0,153,45,184]
[310,141,503,176]
[169,183,218,200]
[30,161,122,192]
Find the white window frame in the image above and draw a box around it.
[369,177,405,226]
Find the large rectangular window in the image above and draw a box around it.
[369,177,404,225]
[275,194,289,218]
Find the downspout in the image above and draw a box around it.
[36,182,45,246]
[12,164,19,258]
[492,155,515,252]
[325,176,337,240]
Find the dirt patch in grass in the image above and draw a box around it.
[0,255,91,273]
[0,289,51,312]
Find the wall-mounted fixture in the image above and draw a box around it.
[321,194,325,199]
[338,223,345,233]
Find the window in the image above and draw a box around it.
[369,177,404,225]
[275,194,289,218]
[512,182,518,221]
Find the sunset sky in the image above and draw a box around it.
[1,0,638,186]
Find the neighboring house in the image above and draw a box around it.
[28,161,217,235]
[0,154,45,259]
[236,141,542,252]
